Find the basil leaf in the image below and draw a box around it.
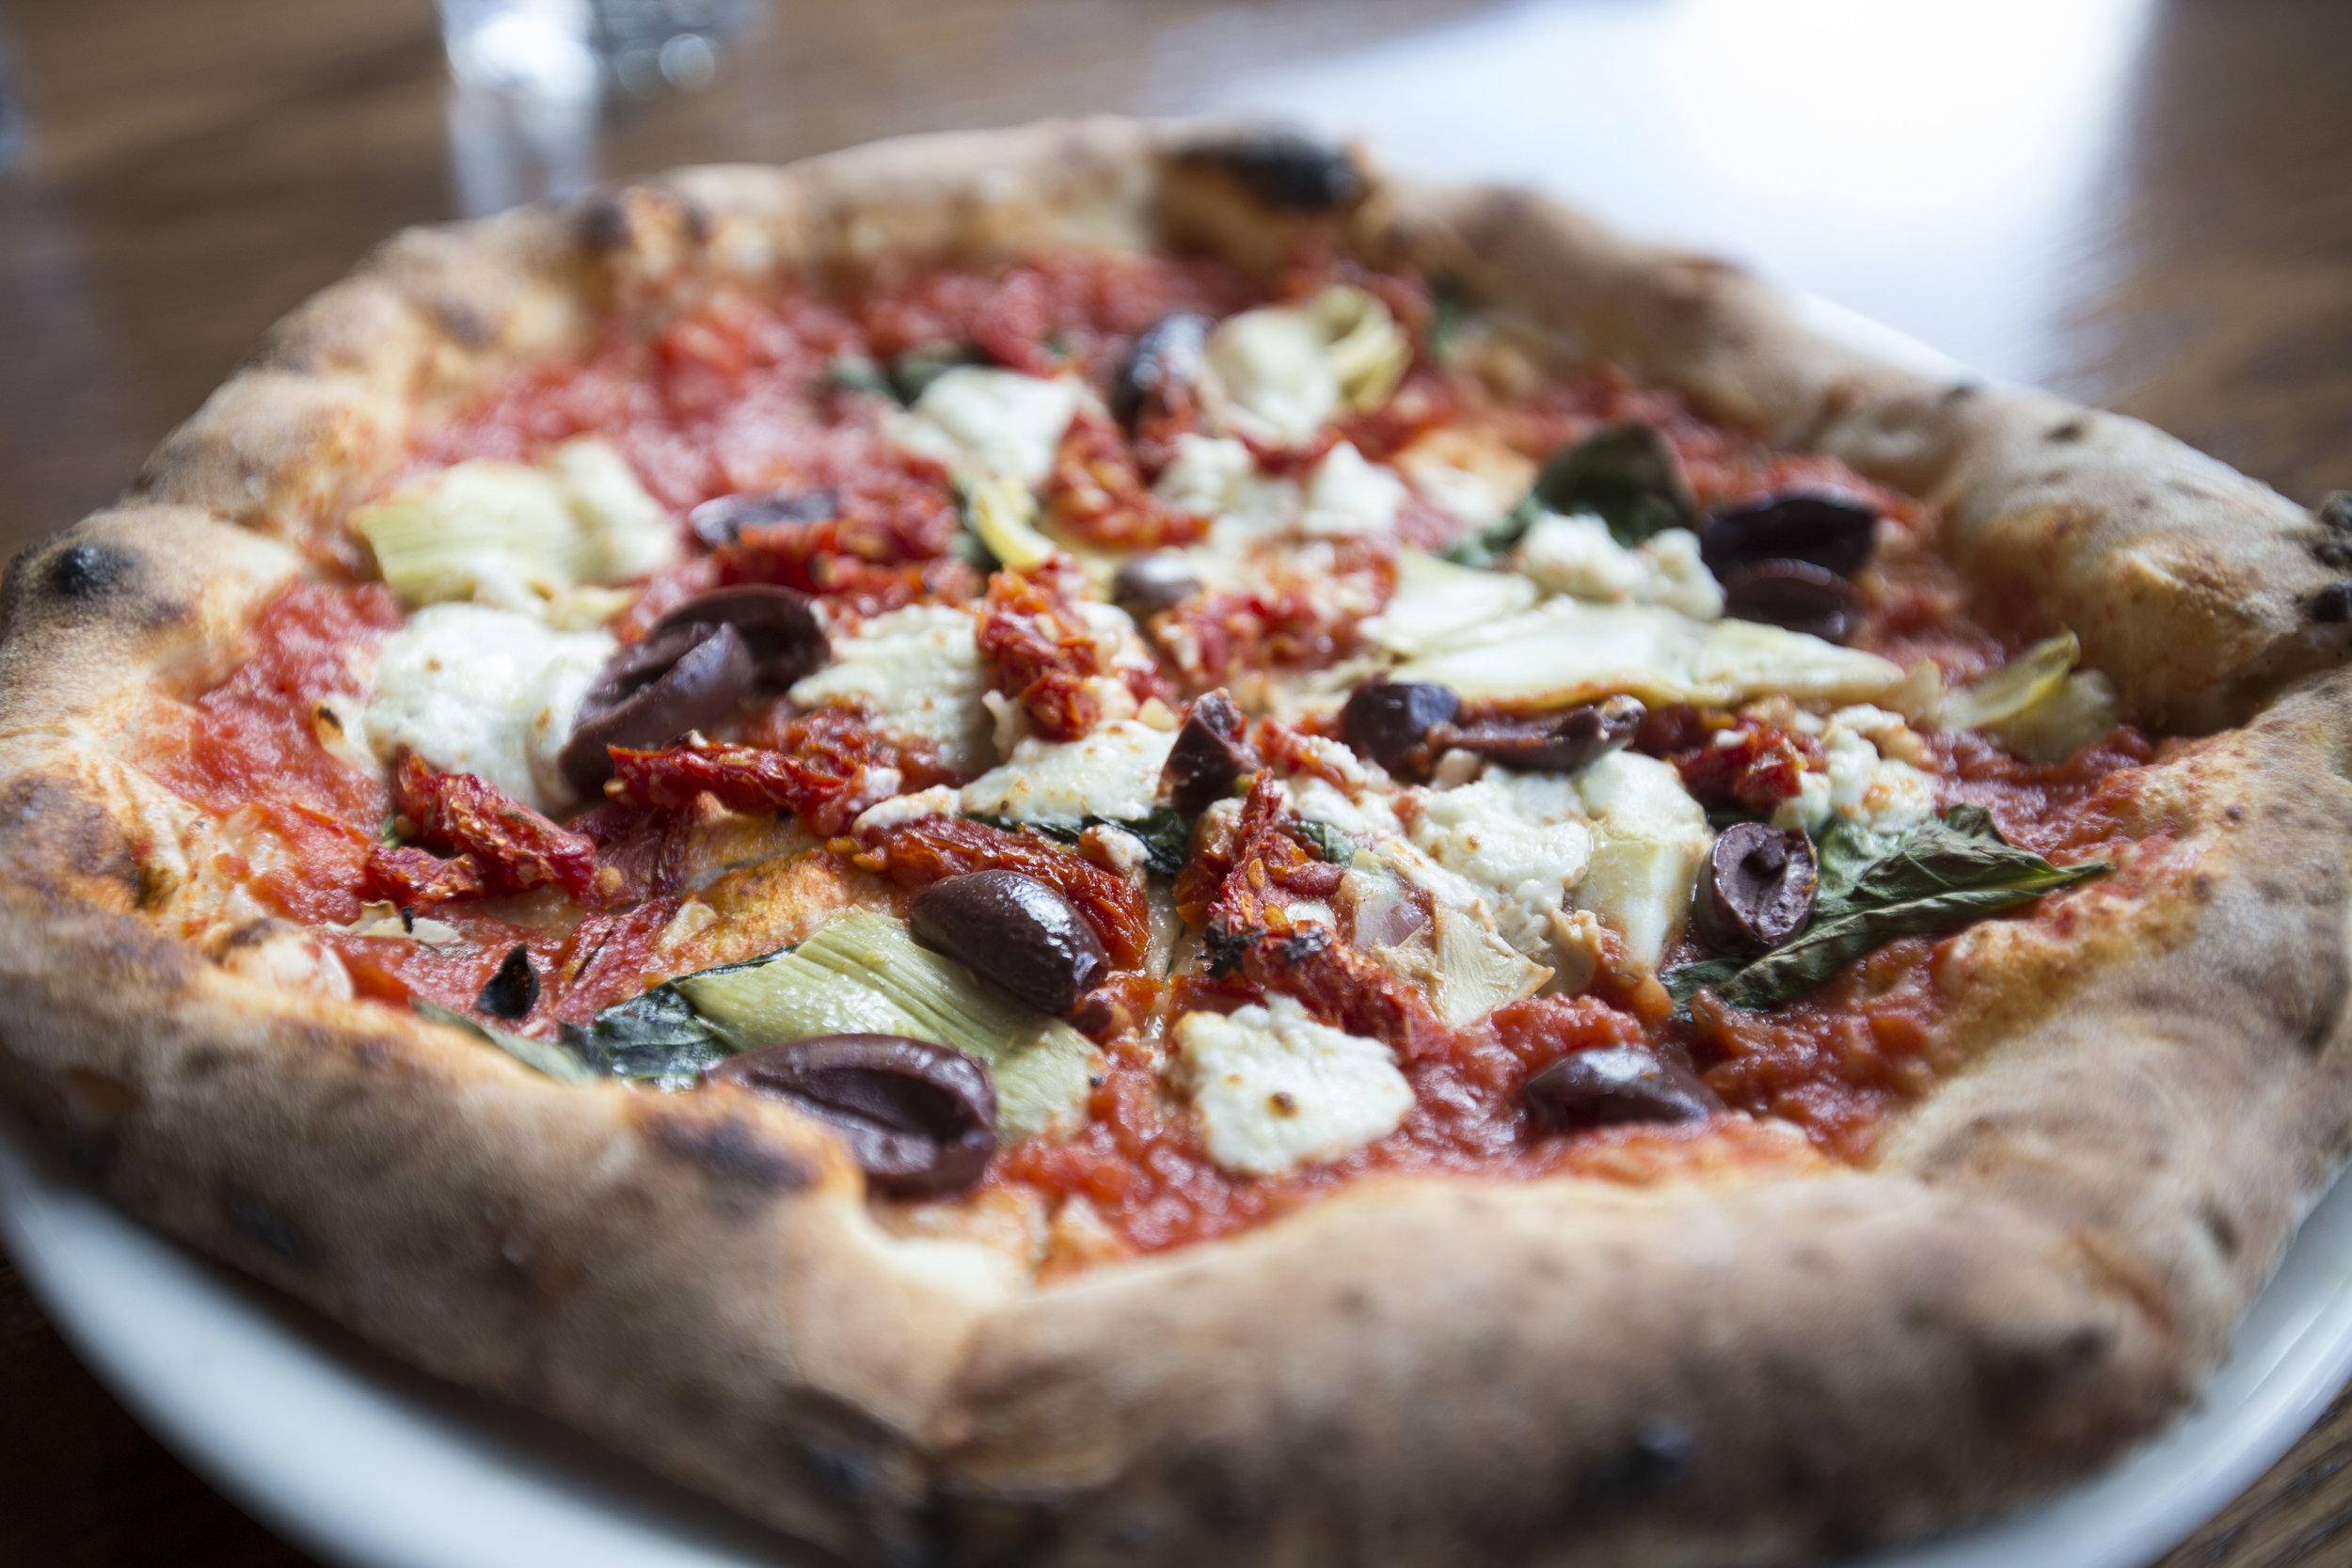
[1292,819,1358,864]
[555,947,792,1090]
[963,811,1192,877]
[414,999,599,1085]
[1440,420,1697,567]
[1428,280,1470,364]
[1663,806,2107,1013]
[822,356,897,401]
[888,341,979,403]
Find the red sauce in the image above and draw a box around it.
[132,246,2168,1258]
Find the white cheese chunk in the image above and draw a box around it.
[899,367,1079,488]
[1173,996,1413,1176]
[363,602,612,813]
[850,784,961,835]
[1772,705,1939,836]
[1299,442,1407,537]
[1516,514,1724,620]
[1409,772,1593,959]
[788,605,993,774]
[960,721,1177,826]
[1573,752,1715,966]
[1391,597,1901,710]
[1362,549,1540,659]
[1208,308,1342,443]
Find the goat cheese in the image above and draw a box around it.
[1515,513,1724,620]
[363,602,612,813]
[788,605,993,774]
[1409,772,1594,959]
[1772,706,1938,835]
[1573,752,1715,966]
[1174,997,1413,1176]
[1300,442,1407,536]
[960,721,1177,826]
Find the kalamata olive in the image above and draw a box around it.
[1173,131,1365,212]
[1437,695,1645,773]
[707,1034,996,1197]
[1699,495,1877,580]
[558,622,755,794]
[687,487,839,547]
[1339,679,1462,774]
[1112,313,1211,432]
[1161,689,1260,816]
[475,944,539,1020]
[1524,1047,1723,1131]
[1719,560,1866,642]
[910,870,1110,1017]
[1694,823,1819,954]
[1110,552,1202,620]
[651,584,828,688]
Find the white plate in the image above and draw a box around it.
[4,290,2344,1568]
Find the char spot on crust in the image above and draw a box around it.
[2309,582,2352,623]
[431,297,495,352]
[2201,1200,2243,1259]
[1172,130,1365,213]
[579,191,632,252]
[647,1112,815,1198]
[1939,381,1982,405]
[1577,1418,1697,1507]
[1966,1319,2115,1427]
[223,1192,317,1269]
[0,776,145,905]
[45,540,134,598]
[2044,418,2088,444]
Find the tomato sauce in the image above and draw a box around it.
[129,245,2163,1259]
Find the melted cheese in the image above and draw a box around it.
[1300,442,1407,537]
[1174,996,1413,1176]
[362,602,612,812]
[1773,705,1939,835]
[1515,514,1724,620]
[1410,772,1594,959]
[961,721,1176,826]
[899,367,1079,487]
[787,606,993,774]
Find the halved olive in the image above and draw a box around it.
[1110,552,1202,621]
[1693,823,1818,954]
[707,1034,995,1197]
[910,870,1109,1018]
[1438,695,1645,773]
[1339,679,1461,774]
[1112,313,1211,432]
[687,487,839,547]
[1700,495,1877,580]
[651,584,828,689]
[559,621,755,794]
[1524,1047,1723,1131]
[475,944,539,1020]
[1161,689,1259,816]
[1719,560,1866,642]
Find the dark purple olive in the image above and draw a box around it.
[1161,689,1260,816]
[707,1034,996,1197]
[910,870,1109,1017]
[687,487,839,548]
[1694,823,1819,954]
[1112,313,1211,432]
[1700,495,1878,580]
[1720,560,1866,642]
[475,944,539,1020]
[559,621,756,794]
[1339,679,1462,774]
[651,585,828,689]
[1110,552,1202,621]
[1524,1047,1723,1132]
[1437,695,1645,773]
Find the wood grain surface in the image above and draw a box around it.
[2,0,2349,1563]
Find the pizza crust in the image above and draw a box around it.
[4,117,2352,1564]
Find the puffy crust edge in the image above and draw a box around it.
[0,117,2348,1566]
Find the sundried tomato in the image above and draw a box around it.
[383,754,608,904]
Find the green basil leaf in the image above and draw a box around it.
[1292,819,1358,864]
[888,341,979,403]
[414,998,600,1085]
[1440,420,1697,568]
[822,356,897,401]
[1663,805,2107,1013]
[1428,280,1470,364]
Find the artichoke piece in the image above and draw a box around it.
[1940,631,2079,730]
[1939,631,2119,763]
[964,474,1057,571]
[679,910,1095,1142]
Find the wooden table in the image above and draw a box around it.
[3,0,2350,1561]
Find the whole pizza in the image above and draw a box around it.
[5,118,2352,1565]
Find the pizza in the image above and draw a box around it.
[5,116,2352,1565]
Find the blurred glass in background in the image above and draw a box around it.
[437,0,760,214]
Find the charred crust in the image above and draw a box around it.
[0,776,145,905]
[1576,1418,1698,1507]
[2312,581,2352,623]
[2044,418,2089,443]
[579,190,632,253]
[45,540,134,599]
[1173,130,1365,213]
[646,1111,815,1198]
[223,1192,318,1269]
